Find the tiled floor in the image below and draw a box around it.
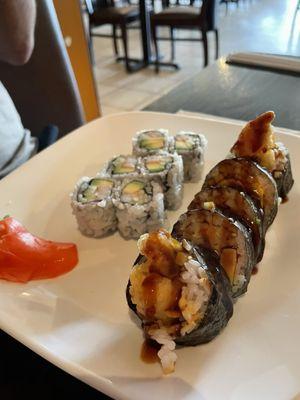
[90,0,300,115]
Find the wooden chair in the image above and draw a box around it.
[219,0,239,13]
[85,0,140,72]
[151,0,219,72]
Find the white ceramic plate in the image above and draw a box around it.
[0,112,300,400]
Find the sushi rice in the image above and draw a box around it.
[99,154,140,179]
[71,176,117,237]
[172,131,207,182]
[129,232,212,374]
[114,178,165,239]
[132,129,171,156]
[141,152,184,210]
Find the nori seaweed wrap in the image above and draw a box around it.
[174,247,233,346]
[203,158,278,230]
[188,186,265,262]
[172,208,255,298]
[230,111,294,200]
[273,142,294,199]
[126,229,233,374]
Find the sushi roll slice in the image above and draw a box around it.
[100,155,140,178]
[71,177,117,237]
[132,129,170,156]
[172,209,255,297]
[114,178,164,239]
[188,187,265,262]
[230,111,294,199]
[203,158,278,230]
[127,229,233,374]
[274,142,294,199]
[141,153,184,210]
[172,131,207,182]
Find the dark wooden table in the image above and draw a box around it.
[2,57,299,400]
[144,57,300,131]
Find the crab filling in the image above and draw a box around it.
[112,156,137,175]
[129,229,212,374]
[139,131,166,150]
[145,155,172,173]
[175,134,196,152]
[121,180,150,205]
[78,179,113,203]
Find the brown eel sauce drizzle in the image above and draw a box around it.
[140,231,184,364]
[141,339,160,363]
[252,265,259,275]
[142,273,161,318]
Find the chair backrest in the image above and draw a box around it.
[200,0,218,31]
[85,0,115,12]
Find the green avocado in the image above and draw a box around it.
[82,179,113,201]
[123,180,145,194]
[113,162,135,174]
[175,135,195,152]
[139,132,165,150]
[122,180,148,205]
[145,156,171,173]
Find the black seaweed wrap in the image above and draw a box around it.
[126,247,233,347]
[273,152,294,199]
[175,247,233,346]
[202,158,278,230]
[172,209,255,298]
[188,186,265,263]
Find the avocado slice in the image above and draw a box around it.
[139,131,165,150]
[123,180,145,195]
[145,156,172,173]
[82,179,113,202]
[175,135,195,152]
[146,160,165,172]
[112,156,136,174]
[122,180,147,205]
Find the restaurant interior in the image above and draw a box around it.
[1,0,300,399]
[0,0,299,139]
[89,0,300,115]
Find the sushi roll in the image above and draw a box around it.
[100,155,140,178]
[127,229,233,374]
[172,208,255,297]
[203,158,278,230]
[230,111,294,199]
[172,131,207,182]
[274,142,294,199]
[132,129,171,156]
[188,187,265,262]
[71,177,117,237]
[114,178,165,239]
[141,153,184,210]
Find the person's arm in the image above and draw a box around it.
[0,0,36,66]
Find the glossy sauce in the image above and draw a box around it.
[142,273,161,318]
[234,125,265,155]
[252,265,259,275]
[167,279,183,315]
[145,231,178,278]
[141,339,160,363]
[250,127,265,153]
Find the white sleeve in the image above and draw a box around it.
[0,82,36,177]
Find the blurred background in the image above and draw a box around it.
[0,0,299,138]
